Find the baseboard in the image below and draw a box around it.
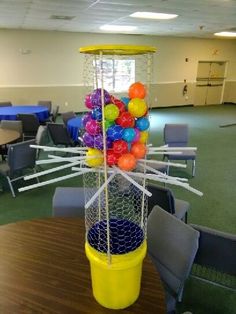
[223,102,236,105]
[153,104,194,109]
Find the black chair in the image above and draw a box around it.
[164,124,196,177]
[0,101,12,107]
[0,139,37,197]
[147,183,189,222]
[37,100,52,113]
[17,113,40,140]
[191,224,236,291]
[147,206,200,314]
[61,111,76,126]
[47,123,75,146]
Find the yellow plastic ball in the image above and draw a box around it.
[139,131,149,144]
[128,98,147,118]
[86,148,104,167]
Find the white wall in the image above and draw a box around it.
[0,29,235,111]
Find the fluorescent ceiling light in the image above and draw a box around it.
[100,25,137,32]
[130,12,178,20]
[214,31,236,37]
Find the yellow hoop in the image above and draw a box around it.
[79,44,156,55]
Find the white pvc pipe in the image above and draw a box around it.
[113,166,152,197]
[139,159,187,168]
[148,146,197,151]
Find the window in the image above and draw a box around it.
[94,59,135,93]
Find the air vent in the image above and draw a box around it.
[50,15,75,21]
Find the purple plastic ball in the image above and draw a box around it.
[106,125,123,141]
[82,132,95,147]
[133,128,140,142]
[82,112,92,128]
[94,134,113,150]
[91,88,111,107]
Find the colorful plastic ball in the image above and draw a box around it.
[121,97,130,106]
[113,140,129,155]
[82,132,95,148]
[85,94,93,109]
[116,112,135,128]
[135,117,150,131]
[122,128,136,143]
[106,149,120,166]
[82,112,92,128]
[130,142,147,159]
[111,96,126,113]
[90,88,111,107]
[106,125,123,141]
[139,130,149,143]
[94,134,113,150]
[91,107,102,121]
[128,82,146,99]
[104,104,120,121]
[128,98,147,118]
[86,148,104,167]
[85,119,101,135]
[133,128,140,142]
[118,153,137,171]
[105,120,114,130]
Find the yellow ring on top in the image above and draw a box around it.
[79,44,157,55]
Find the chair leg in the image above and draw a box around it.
[7,176,16,197]
[192,160,196,177]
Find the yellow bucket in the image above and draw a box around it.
[85,240,147,309]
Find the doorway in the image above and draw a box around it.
[194,61,227,106]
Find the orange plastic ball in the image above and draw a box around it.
[118,153,137,171]
[130,143,147,159]
[128,82,146,99]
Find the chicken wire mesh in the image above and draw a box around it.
[80,46,155,258]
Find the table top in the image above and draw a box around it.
[0,128,20,145]
[0,105,49,122]
[0,218,166,314]
[67,116,82,128]
[67,117,82,141]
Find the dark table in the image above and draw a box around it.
[0,105,49,122]
[0,218,166,314]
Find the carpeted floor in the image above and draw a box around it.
[0,103,235,313]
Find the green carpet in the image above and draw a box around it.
[0,104,235,313]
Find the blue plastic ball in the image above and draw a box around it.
[122,128,136,142]
[91,107,102,121]
[106,125,123,141]
[135,117,150,131]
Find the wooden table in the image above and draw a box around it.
[0,128,20,145]
[0,218,166,314]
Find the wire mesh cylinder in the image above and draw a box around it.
[80,45,156,260]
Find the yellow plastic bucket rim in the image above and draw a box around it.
[79,44,157,55]
[85,240,147,270]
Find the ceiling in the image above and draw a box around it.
[0,0,235,38]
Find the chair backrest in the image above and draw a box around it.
[0,101,12,107]
[7,139,37,177]
[51,105,59,122]
[47,123,73,146]
[37,100,52,113]
[62,111,76,126]
[147,184,175,215]
[0,120,23,138]
[164,124,189,147]
[35,125,47,145]
[17,113,40,134]
[147,205,199,298]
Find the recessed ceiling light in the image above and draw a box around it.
[214,31,236,37]
[130,12,178,20]
[100,25,137,32]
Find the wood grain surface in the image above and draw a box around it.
[0,128,20,145]
[0,218,166,314]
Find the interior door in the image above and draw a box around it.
[194,61,227,106]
